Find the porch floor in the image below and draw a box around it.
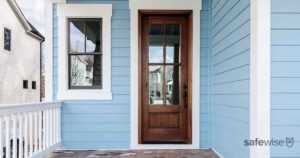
[44,149,220,158]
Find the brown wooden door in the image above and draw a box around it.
[140,14,191,143]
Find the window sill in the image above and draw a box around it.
[57,90,112,100]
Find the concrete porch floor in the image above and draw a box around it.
[44,149,220,158]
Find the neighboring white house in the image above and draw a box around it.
[0,0,44,104]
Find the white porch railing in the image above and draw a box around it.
[0,102,62,158]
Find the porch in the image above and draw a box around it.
[0,102,220,158]
[45,149,220,158]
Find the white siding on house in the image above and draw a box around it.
[0,0,40,104]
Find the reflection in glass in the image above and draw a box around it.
[166,66,180,105]
[70,55,102,88]
[70,21,85,53]
[149,24,164,63]
[166,24,180,63]
[86,21,101,53]
[149,66,164,104]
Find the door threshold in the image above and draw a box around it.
[131,144,198,150]
[143,141,187,144]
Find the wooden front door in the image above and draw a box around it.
[140,12,192,144]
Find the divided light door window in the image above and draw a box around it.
[68,19,103,89]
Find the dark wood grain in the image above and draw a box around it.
[138,10,193,144]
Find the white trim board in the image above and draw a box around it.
[250,0,271,158]
[56,4,113,100]
[129,0,202,149]
[45,0,53,101]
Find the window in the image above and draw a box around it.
[68,19,102,89]
[23,80,28,89]
[32,81,36,89]
[56,4,112,100]
[4,28,11,51]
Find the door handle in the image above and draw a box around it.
[183,84,188,108]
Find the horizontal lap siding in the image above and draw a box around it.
[271,0,300,157]
[210,0,250,157]
[53,0,131,149]
[200,0,211,148]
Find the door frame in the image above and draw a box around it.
[140,11,192,144]
[130,0,201,149]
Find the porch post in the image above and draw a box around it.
[250,0,271,158]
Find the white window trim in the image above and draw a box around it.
[250,0,271,158]
[129,0,201,149]
[56,4,112,100]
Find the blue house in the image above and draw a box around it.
[41,0,299,157]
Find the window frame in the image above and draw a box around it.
[67,18,103,90]
[4,28,11,51]
[57,4,112,100]
[23,80,28,89]
[32,81,37,90]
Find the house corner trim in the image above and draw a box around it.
[250,0,271,158]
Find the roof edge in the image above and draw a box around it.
[6,0,45,41]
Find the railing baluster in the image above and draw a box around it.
[18,114,23,158]
[24,114,28,158]
[46,110,50,148]
[42,111,46,150]
[50,109,53,146]
[58,108,61,141]
[34,112,38,154]
[38,111,42,152]
[56,109,59,144]
[0,117,3,158]
[12,115,17,158]
[5,116,10,158]
[29,112,33,157]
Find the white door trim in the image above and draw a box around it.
[129,0,202,149]
[250,0,271,157]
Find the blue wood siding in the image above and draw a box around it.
[200,0,211,148]
[210,0,250,157]
[271,0,300,157]
[53,0,131,149]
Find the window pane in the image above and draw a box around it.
[69,21,85,53]
[149,24,164,63]
[166,24,180,63]
[86,20,101,53]
[70,55,102,88]
[165,65,180,105]
[149,66,163,105]
[23,80,28,89]
[4,28,11,51]
[32,81,37,90]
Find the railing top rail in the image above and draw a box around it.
[0,101,62,116]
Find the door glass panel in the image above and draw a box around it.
[166,65,180,105]
[166,24,180,63]
[149,24,164,63]
[149,66,164,105]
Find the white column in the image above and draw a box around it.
[250,0,271,158]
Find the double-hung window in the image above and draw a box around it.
[68,19,102,89]
[57,4,112,100]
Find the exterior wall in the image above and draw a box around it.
[209,0,250,157]
[271,0,300,157]
[0,0,41,104]
[53,0,131,149]
[200,0,211,149]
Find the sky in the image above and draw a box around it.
[16,0,45,35]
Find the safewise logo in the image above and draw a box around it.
[244,137,295,148]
